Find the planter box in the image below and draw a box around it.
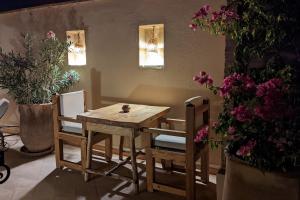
[222,158,300,200]
[19,104,53,153]
[217,169,225,200]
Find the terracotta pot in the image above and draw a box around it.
[222,157,300,200]
[19,104,54,153]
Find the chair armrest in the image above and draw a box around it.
[0,124,19,128]
[142,127,187,137]
[163,118,186,124]
[57,116,81,123]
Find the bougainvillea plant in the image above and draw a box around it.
[191,2,299,172]
[0,31,79,104]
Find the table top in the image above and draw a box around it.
[77,103,170,128]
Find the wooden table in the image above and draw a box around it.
[77,103,170,193]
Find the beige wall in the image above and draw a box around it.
[0,0,225,169]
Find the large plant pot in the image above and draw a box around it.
[222,157,300,200]
[19,104,54,155]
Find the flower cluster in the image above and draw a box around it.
[268,137,289,152]
[230,105,252,122]
[211,5,239,22]
[46,31,56,39]
[194,126,209,143]
[220,73,255,97]
[193,4,210,19]
[193,68,294,170]
[189,5,239,34]
[254,78,287,120]
[193,71,213,86]
[236,140,256,157]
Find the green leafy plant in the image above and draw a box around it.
[191,1,299,172]
[0,31,80,104]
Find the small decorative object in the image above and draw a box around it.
[0,31,80,155]
[122,104,130,113]
[66,30,86,66]
[139,24,164,69]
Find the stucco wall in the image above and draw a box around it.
[0,0,225,169]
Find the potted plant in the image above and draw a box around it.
[0,31,79,154]
[190,2,299,200]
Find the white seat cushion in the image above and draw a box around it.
[62,125,82,134]
[154,134,186,151]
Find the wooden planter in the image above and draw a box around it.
[222,157,300,200]
[19,104,54,154]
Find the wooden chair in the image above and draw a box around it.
[143,96,210,200]
[0,98,19,149]
[52,90,112,173]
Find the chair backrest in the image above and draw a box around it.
[52,90,86,131]
[0,98,9,119]
[60,91,85,128]
[185,96,210,152]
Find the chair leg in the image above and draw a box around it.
[54,136,63,169]
[186,159,196,200]
[119,136,124,161]
[83,131,91,182]
[201,146,209,184]
[130,131,139,194]
[105,135,112,162]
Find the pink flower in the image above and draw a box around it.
[47,31,56,39]
[228,126,236,134]
[207,75,213,85]
[211,11,222,21]
[256,78,283,97]
[194,126,209,143]
[255,78,288,120]
[231,105,252,122]
[193,4,211,19]
[67,75,73,81]
[224,10,239,20]
[220,73,256,97]
[268,137,288,152]
[193,71,214,86]
[236,139,256,157]
[189,23,197,31]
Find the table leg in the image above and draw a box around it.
[85,130,93,182]
[130,129,139,194]
[119,136,124,161]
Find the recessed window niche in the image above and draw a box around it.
[139,24,164,69]
[66,30,86,66]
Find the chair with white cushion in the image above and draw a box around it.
[52,90,112,173]
[144,96,210,200]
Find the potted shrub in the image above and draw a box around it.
[190,2,299,200]
[0,31,79,154]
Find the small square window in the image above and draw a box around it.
[139,24,164,69]
[66,30,86,66]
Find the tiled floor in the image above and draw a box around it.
[0,136,216,200]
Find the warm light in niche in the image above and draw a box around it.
[139,24,164,68]
[66,30,86,66]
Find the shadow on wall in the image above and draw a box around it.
[0,7,87,52]
[99,84,222,119]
